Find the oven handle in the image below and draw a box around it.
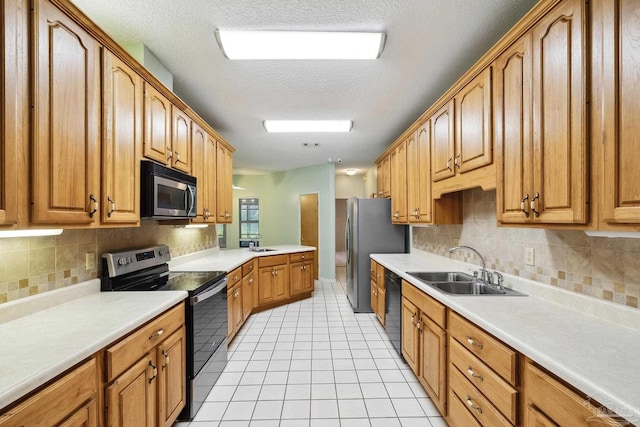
[190,277,228,305]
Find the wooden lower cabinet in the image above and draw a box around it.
[290,259,314,296]
[105,304,186,427]
[157,328,186,427]
[0,357,99,426]
[258,255,289,306]
[242,271,255,322]
[106,353,157,427]
[228,281,243,340]
[524,361,628,427]
[401,281,447,415]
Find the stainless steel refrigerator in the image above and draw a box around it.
[345,197,406,312]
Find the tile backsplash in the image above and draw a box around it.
[413,188,640,309]
[0,221,218,304]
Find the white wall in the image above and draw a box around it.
[364,166,377,198]
[123,44,174,91]
[335,175,366,199]
[229,163,336,280]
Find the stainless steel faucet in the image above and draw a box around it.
[449,245,491,284]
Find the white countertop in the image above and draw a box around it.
[0,280,187,410]
[169,245,316,272]
[372,250,640,424]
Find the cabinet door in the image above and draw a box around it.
[376,162,384,197]
[290,262,304,296]
[204,134,218,223]
[58,400,98,427]
[157,328,186,427]
[102,50,142,224]
[376,287,386,326]
[302,261,314,293]
[524,405,558,427]
[191,122,207,222]
[172,108,191,173]
[408,122,433,223]
[370,279,378,313]
[531,0,588,223]
[601,0,640,223]
[419,316,447,415]
[381,155,391,198]
[455,67,493,174]
[0,0,27,226]
[391,140,408,223]
[431,100,455,182]
[273,264,289,302]
[216,141,233,223]
[32,0,100,225]
[495,34,533,224]
[258,267,274,306]
[242,273,254,320]
[401,297,420,375]
[105,353,157,427]
[143,83,171,165]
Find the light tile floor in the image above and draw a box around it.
[175,271,448,427]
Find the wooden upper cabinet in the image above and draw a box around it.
[102,50,142,224]
[376,155,391,198]
[32,0,101,225]
[0,0,27,227]
[600,0,640,224]
[408,122,433,223]
[495,34,533,224]
[455,67,493,174]
[143,83,172,165]
[431,100,455,182]
[390,139,408,223]
[192,127,216,223]
[171,108,192,173]
[216,141,233,223]
[531,0,588,224]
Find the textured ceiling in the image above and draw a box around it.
[71,0,538,175]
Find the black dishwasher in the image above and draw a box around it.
[385,269,403,359]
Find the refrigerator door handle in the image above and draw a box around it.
[345,215,351,266]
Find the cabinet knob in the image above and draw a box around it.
[107,196,116,217]
[162,350,169,369]
[148,360,158,384]
[88,194,98,218]
[466,336,483,349]
[149,328,164,340]
[530,192,541,217]
[466,396,482,413]
[447,157,453,172]
[455,153,461,169]
[520,194,530,218]
[467,366,483,381]
[167,148,173,161]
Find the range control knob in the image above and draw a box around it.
[117,258,127,266]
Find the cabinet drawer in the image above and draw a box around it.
[105,303,184,381]
[449,311,516,385]
[258,254,288,268]
[289,251,313,263]
[242,259,256,277]
[448,389,482,427]
[525,362,626,426]
[402,280,446,328]
[0,357,98,426]
[449,364,513,427]
[450,338,517,424]
[228,266,242,287]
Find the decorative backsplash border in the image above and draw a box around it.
[412,188,640,309]
[0,222,218,304]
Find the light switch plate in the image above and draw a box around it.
[525,247,535,266]
[85,252,96,270]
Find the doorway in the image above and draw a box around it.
[300,193,319,279]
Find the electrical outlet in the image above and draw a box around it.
[452,238,460,247]
[85,252,96,270]
[525,247,535,266]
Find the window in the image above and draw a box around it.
[239,198,259,240]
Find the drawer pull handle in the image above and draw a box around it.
[467,336,483,349]
[467,366,483,381]
[148,361,157,383]
[466,396,482,413]
[149,328,164,340]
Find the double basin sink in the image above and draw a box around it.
[407,271,527,296]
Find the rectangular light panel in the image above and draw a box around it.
[263,120,353,133]
[216,30,385,60]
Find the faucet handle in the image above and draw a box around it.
[492,271,504,288]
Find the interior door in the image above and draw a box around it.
[300,193,319,279]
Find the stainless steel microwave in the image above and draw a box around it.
[141,161,197,219]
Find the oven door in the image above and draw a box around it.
[183,277,228,419]
[152,175,196,218]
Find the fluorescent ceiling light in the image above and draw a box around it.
[264,120,352,133]
[216,30,385,60]
[185,224,209,229]
[345,169,357,176]
[0,229,63,239]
